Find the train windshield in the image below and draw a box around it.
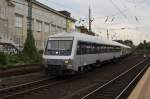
[44,40,73,56]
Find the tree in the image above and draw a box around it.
[124,40,134,47]
[137,43,144,50]
[22,32,41,63]
[114,40,134,47]
[136,41,150,54]
[22,0,41,63]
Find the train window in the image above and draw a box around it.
[76,41,123,54]
[77,42,87,55]
[103,46,106,53]
[82,43,86,54]
[106,46,108,53]
[86,43,91,54]
[91,44,95,54]
[77,42,81,55]
[99,45,102,53]
[96,45,99,53]
[89,43,92,54]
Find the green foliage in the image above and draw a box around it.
[23,31,42,63]
[7,54,24,65]
[134,41,150,55]
[0,52,7,65]
[115,40,134,47]
[0,32,42,67]
[39,50,43,55]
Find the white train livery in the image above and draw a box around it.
[43,32,131,75]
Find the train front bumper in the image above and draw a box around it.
[43,59,73,70]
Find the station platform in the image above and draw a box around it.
[128,66,150,99]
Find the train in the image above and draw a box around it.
[43,32,131,76]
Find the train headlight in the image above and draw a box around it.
[64,59,72,64]
[64,60,69,64]
[64,59,72,67]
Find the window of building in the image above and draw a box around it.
[14,36,21,46]
[36,20,42,32]
[44,23,49,33]
[0,7,7,18]
[15,15,23,28]
[51,25,56,34]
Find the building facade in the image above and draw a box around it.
[0,0,76,50]
[0,0,15,44]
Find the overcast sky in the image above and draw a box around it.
[37,0,150,45]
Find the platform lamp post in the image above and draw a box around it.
[143,40,146,58]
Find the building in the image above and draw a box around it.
[0,0,76,50]
[58,11,76,32]
[0,0,15,43]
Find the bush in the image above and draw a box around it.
[39,50,43,54]
[0,52,7,65]
[7,54,24,65]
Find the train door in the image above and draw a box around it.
[75,41,82,69]
[76,41,85,70]
[121,47,124,56]
[78,41,84,66]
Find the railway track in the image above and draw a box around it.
[0,55,147,99]
[0,76,65,99]
[0,75,81,99]
[80,57,150,99]
[0,64,41,78]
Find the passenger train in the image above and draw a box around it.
[43,32,131,76]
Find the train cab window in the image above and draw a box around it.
[44,40,73,56]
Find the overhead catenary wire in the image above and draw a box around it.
[108,0,128,18]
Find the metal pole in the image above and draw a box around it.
[27,0,32,33]
[143,40,146,57]
[107,29,109,39]
[89,7,91,32]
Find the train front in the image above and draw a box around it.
[43,37,75,76]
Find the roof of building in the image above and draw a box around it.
[58,11,71,17]
[48,32,131,48]
[33,0,76,22]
